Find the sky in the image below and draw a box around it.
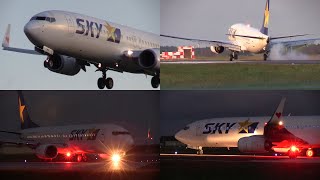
[161,0,320,46]
[0,0,160,90]
[160,91,320,136]
[0,91,159,144]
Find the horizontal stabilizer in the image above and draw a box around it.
[270,34,310,40]
[225,34,265,40]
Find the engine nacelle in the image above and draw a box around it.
[210,46,225,54]
[238,135,268,153]
[138,49,160,71]
[44,55,81,76]
[35,144,58,159]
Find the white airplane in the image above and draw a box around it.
[175,98,320,158]
[161,0,320,61]
[0,91,134,162]
[2,10,160,89]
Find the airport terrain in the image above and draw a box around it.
[161,63,320,89]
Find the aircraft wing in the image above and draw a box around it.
[269,38,320,49]
[161,34,242,52]
[2,24,41,55]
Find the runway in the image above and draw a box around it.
[161,154,320,179]
[0,156,160,179]
[161,60,320,64]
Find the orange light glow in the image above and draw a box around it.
[291,146,298,152]
[306,149,314,157]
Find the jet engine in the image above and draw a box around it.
[35,144,58,159]
[44,54,81,76]
[238,135,268,153]
[210,46,225,54]
[138,48,160,71]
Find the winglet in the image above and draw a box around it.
[2,24,11,48]
[268,97,286,124]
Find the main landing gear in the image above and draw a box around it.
[196,146,203,155]
[151,75,160,88]
[229,51,238,61]
[263,53,268,61]
[97,67,114,90]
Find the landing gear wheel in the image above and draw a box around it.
[229,54,234,61]
[263,54,268,61]
[97,78,105,89]
[105,78,114,89]
[234,52,238,60]
[151,76,160,88]
[197,149,203,155]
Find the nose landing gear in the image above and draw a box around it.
[97,66,114,90]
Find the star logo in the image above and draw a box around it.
[264,2,269,27]
[238,119,253,133]
[18,97,25,123]
[238,119,259,134]
[104,22,116,42]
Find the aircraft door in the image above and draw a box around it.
[65,15,75,36]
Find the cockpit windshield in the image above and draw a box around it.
[30,16,56,23]
[183,126,190,130]
[112,131,131,135]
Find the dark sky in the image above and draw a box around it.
[0,91,159,144]
[160,91,320,136]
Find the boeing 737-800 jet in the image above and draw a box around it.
[161,0,320,61]
[175,98,320,158]
[0,91,134,162]
[2,10,160,89]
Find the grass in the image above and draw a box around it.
[161,63,320,89]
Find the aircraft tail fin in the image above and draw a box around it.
[260,0,270,35]
[2,24,10,48]
[268,97,286,125]
[18,91,39,130]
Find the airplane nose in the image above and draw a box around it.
[175,130,184,142]
[24,22,41,44]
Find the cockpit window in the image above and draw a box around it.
[183,126,190,130]
[30,16,56,23]
[112,131,131,135]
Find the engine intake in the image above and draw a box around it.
[138,49,160,71]
[35,144,58,159]
[44,54,81,76]
[238,135,268,153]
[210,46,225,54]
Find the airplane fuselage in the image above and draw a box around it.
[24,10,160,76]
[175,116,320,149]
[21,123,134,155]
[228,24,268,53]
